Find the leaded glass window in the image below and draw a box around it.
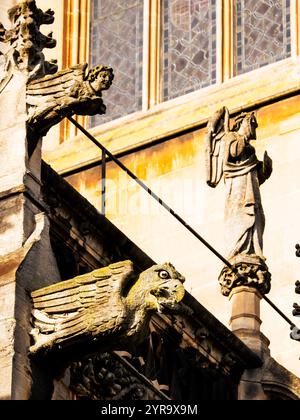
[90,0,144,127]
[234,0,291,75]
[162,0,217,102]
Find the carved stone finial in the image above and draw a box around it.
[290,326,300,342]
[205,107,272,297]
[29,261,186,358]
[0,0,58,81]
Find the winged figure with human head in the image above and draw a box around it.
[26,63,114,139]
[0,0,114,145]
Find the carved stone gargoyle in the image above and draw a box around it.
[26,63,114,139]
[30,261,185,358]
[0,0,114,143]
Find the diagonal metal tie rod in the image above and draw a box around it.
[263,295,295,327]
[67,116,297,329]
[68,117,231,268]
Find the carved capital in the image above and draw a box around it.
[218,260,271,297]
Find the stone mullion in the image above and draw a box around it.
[148,0,162,108]
[61,0,90,142]
[216,0,223,85]
[142,0,150,111]
[291,0,300,58]
[222,0,233,82]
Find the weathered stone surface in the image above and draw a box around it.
[12,215,60,400]
[0,356,13,399]
[52,375,74,401]
[0,318,15,398]
[238,368,268,400]
[238,355,300,400]
[0,283,16,319]
[0,318,15,359]
[30,261,185,358]
[0,74,27,193]
[0,0,57,80]
[0,211,60,399]
[0,194,26,256]
[261,357,300,400]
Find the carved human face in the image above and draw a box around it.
[91,71,113,92]
[239,114,257,141]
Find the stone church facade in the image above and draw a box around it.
[0,0,300,400]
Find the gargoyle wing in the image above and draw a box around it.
[30,261,135,353]
[205,106,229,188]
[31,260,134,315]
[26,63,87,105]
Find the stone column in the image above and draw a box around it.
[229,287,270,400]
[229,286,270,358]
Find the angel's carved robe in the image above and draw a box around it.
[223,132,267,264]
[206,108,272,295]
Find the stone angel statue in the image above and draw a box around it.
[26,63,114,139]
[30,260,185,358]
[205,107,273,296]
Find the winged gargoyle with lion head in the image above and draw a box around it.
[30,260,185,358]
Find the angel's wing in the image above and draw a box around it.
[205,107,229,188]
[31,260,134,315]
[26,63,88,106]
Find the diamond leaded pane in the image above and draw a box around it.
[162,0,217,102]
[90,0,144,127]
[234,0,291,75]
